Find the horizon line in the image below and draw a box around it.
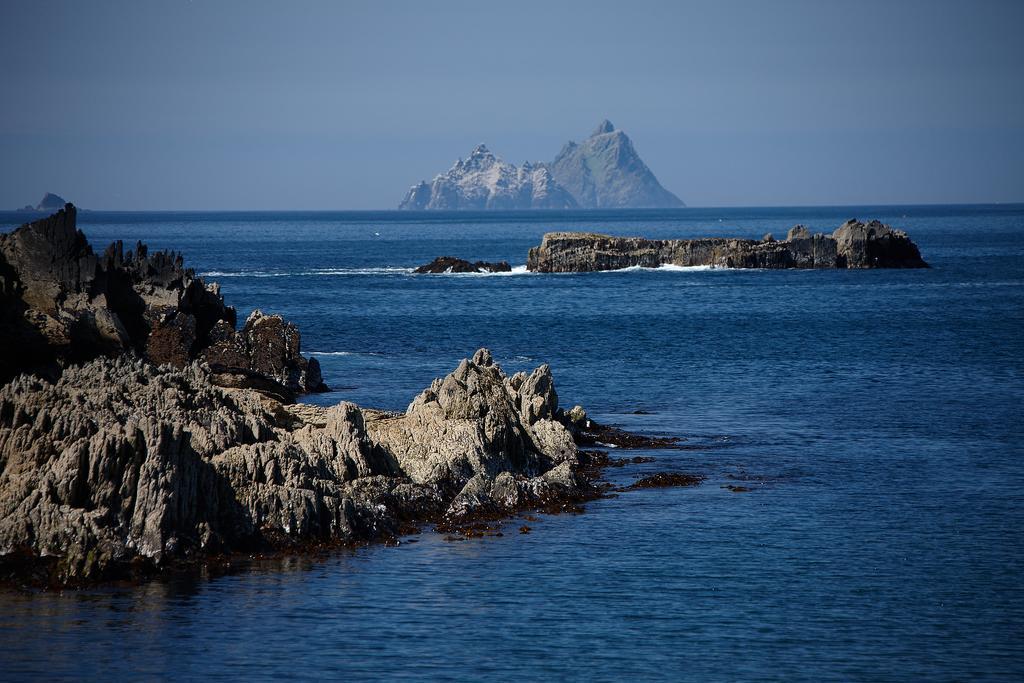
[5,201,1024,214]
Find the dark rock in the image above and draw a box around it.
[413,256,512,274]
[146,310,196,368]
[527,220,928,272]
[558,407,683,449]
[0,204,325,396]
[202,309,326,395]
[625,472,704,489]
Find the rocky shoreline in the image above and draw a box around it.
[0,204,325,399]
[0,347,676,588]
[0,207,689,588]
[526,220,928,271]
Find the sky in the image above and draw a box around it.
[0,0,1022,210]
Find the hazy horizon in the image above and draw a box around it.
[2,0,1022,211]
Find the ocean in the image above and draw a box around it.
[1,205,1022,681]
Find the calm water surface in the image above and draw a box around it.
[1,206,1022,681]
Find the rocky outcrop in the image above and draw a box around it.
[526,220,928,272]
[0,349,589,586]
[413,256,512,274]
[546,120,684,209]
[0,204,325,396]
[201,310,324,402]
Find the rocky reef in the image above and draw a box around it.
[0,204,325,398]
[527,220,928,272]
[413,256,512,274]
[0,349,602,586]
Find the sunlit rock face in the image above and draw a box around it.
[527,220,929,272]
[399,121,684,210]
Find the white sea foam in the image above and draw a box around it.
[598,263,723,273]
[306,351,385,357]
[436,264,531,277]
[201,267,414,278]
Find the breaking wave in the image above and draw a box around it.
[306,350,385,357]
[201,267,415,278]
[597,263,723,273]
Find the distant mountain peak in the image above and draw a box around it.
[398,122,683,210]
[469,143,493,159]
[548,123,683,209]
[16,192,68,212]
[399,145,578,210]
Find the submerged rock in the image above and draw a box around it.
[526,220,928,272]
[0,204,325,395]
[0,349,592,586]
[413,256,512,274]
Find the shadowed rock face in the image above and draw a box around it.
[546,120,685,209]
[413,256,512,274]
[526,219,928,272]
[0,349,584,586]
[0,204,325,396]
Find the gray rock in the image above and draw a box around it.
[545,121,685,209]
[527,221,928,272]
[787,225,811,240]
[399,145,578,210]
[0,349,586,585]
[366,349,576,492]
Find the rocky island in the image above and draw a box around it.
[15,192,67,213]
[527,220,929,271]
[399,121,684,210]
[413,256,512,274]
[0,206,670,587]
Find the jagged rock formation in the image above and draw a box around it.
[0,204,325,396]
[413,256,512,274]
[0,349,587,585]
[398,121,683,210]
[546,120,684,209]
[399,145,578,210]
[526,220,928,272]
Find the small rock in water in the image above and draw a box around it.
[413,256,511,274]
[625,472,704,489]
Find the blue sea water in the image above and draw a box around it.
[0,206,1022,681]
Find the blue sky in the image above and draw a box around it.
[1,0,1021,209]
